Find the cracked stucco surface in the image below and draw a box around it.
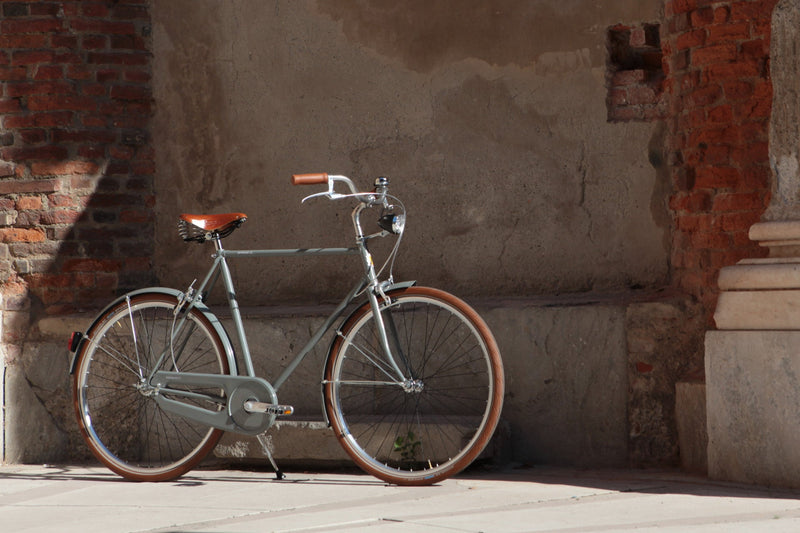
[152,0,667,305]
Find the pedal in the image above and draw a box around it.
[243,401,294,416]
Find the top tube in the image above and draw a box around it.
[218,248,359,258]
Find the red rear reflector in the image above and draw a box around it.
[68,331,83,352]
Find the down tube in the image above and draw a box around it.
[271,278,368,392]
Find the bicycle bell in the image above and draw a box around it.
[374,176,389,191]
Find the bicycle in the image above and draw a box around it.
[68,173,504,486]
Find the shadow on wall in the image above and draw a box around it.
[0,0,156,463]
[0,91,156,465]
[1,160,156,463]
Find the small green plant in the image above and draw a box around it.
[393,431,421,462]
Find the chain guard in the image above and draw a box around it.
[153,371,278,436]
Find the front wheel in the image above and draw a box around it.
[324,287,504,485]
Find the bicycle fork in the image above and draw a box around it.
[353,202,410,386]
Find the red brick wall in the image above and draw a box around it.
[0,0,155,332]
[662,0,778,320]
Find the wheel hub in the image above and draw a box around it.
[134,379,157,397]
[402,379,424,393]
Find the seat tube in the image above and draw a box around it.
[216,240,256,377]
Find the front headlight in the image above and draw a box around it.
[378,213,405,234]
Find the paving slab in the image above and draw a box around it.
[2,464,800,532]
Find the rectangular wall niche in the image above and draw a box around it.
[606,23,665,122]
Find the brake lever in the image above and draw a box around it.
[301,191,347,203]
[301,191,378,204]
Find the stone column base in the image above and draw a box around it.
[706,330,800,488]
[707,220,800,488]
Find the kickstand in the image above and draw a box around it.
[256,433,285,480]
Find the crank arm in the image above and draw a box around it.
[243,401,294,416]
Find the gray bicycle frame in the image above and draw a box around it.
[191,245,404,389]
[147,200,411,398]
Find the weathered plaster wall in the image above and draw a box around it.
[766,0,800,222]
[152,0,668,305]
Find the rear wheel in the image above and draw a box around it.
[72,293,228,481]
[324,287,504,485]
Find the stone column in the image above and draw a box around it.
[705,0,800,488]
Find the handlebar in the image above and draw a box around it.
[291,173,379,204]
[292,172,406,264]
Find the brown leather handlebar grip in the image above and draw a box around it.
[291,173,328,185]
